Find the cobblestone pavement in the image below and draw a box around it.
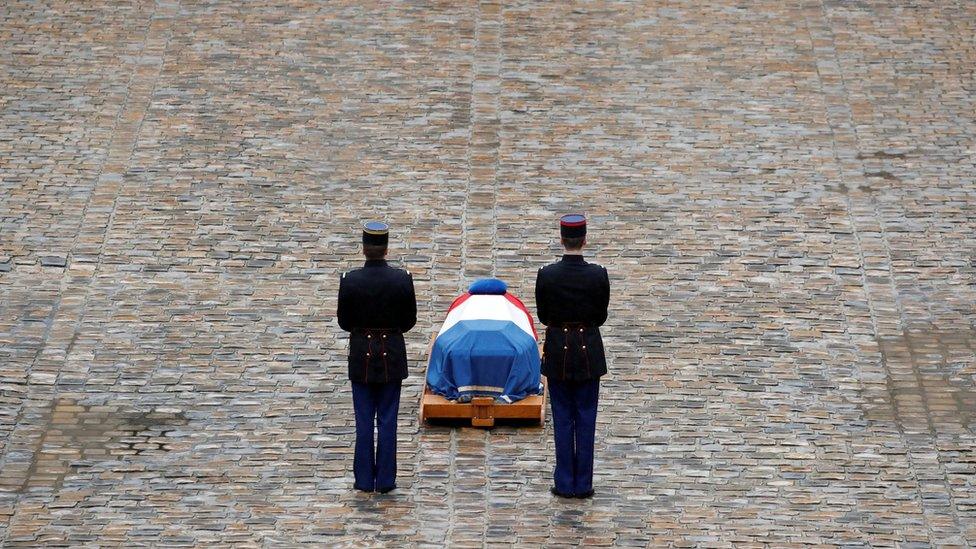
[1,0,975,546]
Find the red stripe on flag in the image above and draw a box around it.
[504,293,538,340]
[447,292,472,313]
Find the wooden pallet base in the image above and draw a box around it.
[419,381,546,428]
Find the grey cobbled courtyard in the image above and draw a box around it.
[1,0,976,547]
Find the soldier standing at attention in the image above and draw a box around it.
[337,221,417,493]
[535,214,610,499]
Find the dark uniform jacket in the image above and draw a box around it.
[535,254,610,381]
[337,259,417,383]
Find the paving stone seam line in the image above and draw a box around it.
[80,2,181,423]
[801,9,900,511]
[841,196,941,538]
[481,427,490,547]
[838,59,958,549]
[1,0,178,510]
[913,3,976,162]
[898,344,974,545]
[844,27,972,549]
[458,4,475,293]
[445,426,458,545]
[444,1,489,541]
[0,44,158,549]
[897,336,936,435]
[486,1,501,282]
[815,1,968,543]
[15,414,59,498]
[0,295,61,468]
[895,338,970,542]
[0,1,168,509]
[430,0,472,532]
[0,0,160,486]
[66,2,177,389]
[477,2,502,541]
[803,0,894,413]
[805,2,937,542]
[464,0,502,284]
[48,0,178,407]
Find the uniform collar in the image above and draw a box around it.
[561,254,585,264]
[364,259,388,267]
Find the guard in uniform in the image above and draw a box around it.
[337,221,417,493]
[535,214,610,499]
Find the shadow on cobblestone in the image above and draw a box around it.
[17,399,188,494]
[866,329,976,435]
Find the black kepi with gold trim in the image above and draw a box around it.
[559,213,586,238]
[362,220,389,246]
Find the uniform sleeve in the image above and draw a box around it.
[595,266,610,327]
[535,268,550,326]
[337,274,352,332]
[399,272,417,333]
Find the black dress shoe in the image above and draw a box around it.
[575,489,594,499]
[376,485,396,494]
[550,486,574,498]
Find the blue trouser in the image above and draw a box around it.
[351,381,401,491]
[548,378,600,495]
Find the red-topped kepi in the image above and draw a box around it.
[559,213,586,238]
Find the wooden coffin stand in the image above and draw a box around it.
[419,336,546,428]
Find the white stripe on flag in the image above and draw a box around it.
[438,295,534,337]
[457,385,504,393]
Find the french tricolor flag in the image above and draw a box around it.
[426,279,543,403]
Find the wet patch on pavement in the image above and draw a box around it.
[16,399,188,494]
[865,329,976,435]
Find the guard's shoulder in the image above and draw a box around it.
[539,261,560,273]
[584,261,607,276]
[383,264,410,281]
